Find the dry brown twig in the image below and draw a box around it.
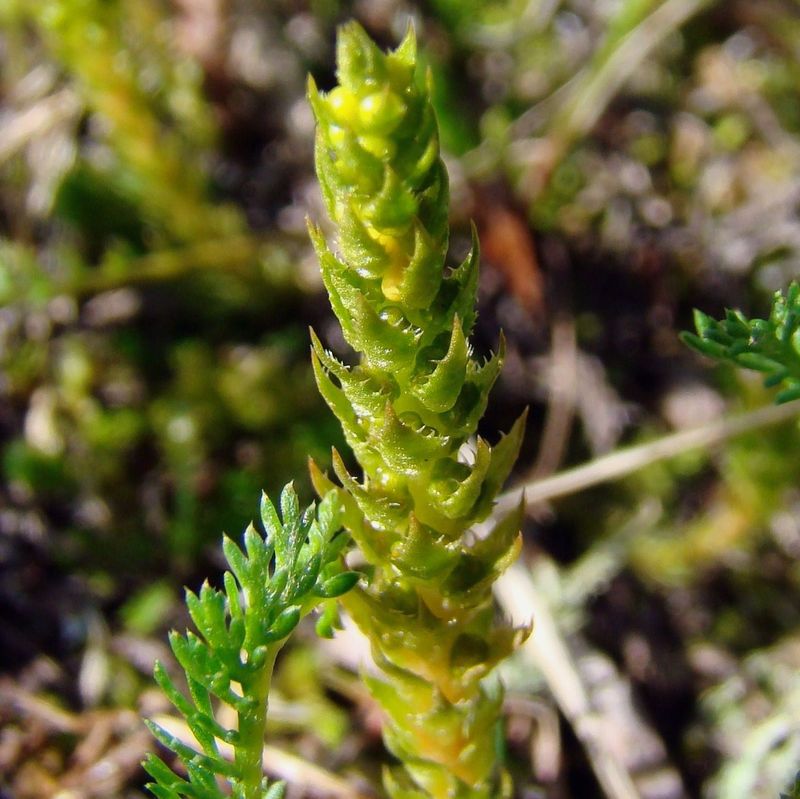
[0,678,150,798]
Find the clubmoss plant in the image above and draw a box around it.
[307,23,528,798]
[144,484,358,799]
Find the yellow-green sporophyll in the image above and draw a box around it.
[308,22,529,799]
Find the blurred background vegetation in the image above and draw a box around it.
[3,1,800,797]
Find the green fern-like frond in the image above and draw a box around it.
[145,484,357,799]
[308,22,527,798]
[686,284,800,797]
[682,282,800,403]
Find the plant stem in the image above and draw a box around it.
[237,645,280,798]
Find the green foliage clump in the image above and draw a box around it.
[10,0,240,245]
[682,282,800,403]
[308,23,527,799]
[144,485,358,799]
[0,0,331,577]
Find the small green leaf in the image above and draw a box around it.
[679,331,729,360]
[143,752,185,788]
[145,721,237,778]
[221,535,249,590]
[315,601,342,639]
[244,523,271,581]
[259,492,283,542]
[316,489,343,538]
[224,571,242,620]
[733,352,785,372]
[776,383,800,404]
[411,315,468,413]
[315,570,361,598]
[279,482,300,528]
[470,410,528,522]
[429,437,491,520]
[263,605,301,644]
[265,568,289,604]
[289,552,323,600]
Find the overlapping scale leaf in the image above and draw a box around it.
[310,23,446,309]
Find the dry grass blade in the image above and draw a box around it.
[491,401,800,798]
[495,399,800,516]
[543,0,713,145]
[496,563,688,799]
[0,88,80,166]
